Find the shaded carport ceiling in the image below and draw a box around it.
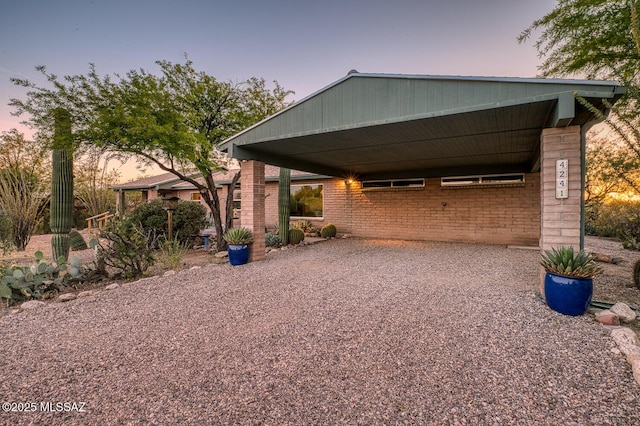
[220,73,624,180]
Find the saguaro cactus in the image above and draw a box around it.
[278,167,291,245]
[51,109,74,262]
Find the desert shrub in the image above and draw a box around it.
[157,238,189,271]
[0,213,14,255]
[173,201,208,245]
[265,232,282,247]
[586,200,640,250]
[320,223,337,238]
[94,219,160,279]
[126,199,207,247]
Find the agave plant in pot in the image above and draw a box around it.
[223,227,254,266]
[540,246,603,316]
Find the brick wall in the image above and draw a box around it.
[256,174,540,246]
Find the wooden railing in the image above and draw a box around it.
[86,212,115,234]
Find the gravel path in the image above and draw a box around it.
[1,238,638,425]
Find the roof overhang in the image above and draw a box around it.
[220,73,624,180]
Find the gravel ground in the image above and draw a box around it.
[1,238,639,425]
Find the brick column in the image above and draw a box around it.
[241,160,266,262]
[540,126,583,250]
[539,126,583,295]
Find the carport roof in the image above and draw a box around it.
[220,73,624,180]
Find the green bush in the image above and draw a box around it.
[586,200,640,250]
[126,199,207,247]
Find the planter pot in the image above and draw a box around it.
[227,244,250,266]
[544,272,593,316]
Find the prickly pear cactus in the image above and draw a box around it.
[278,168,291,245]
[51,109,74,262]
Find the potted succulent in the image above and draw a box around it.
[223,227,254,266]
[540,246,603,316]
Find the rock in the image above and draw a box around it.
[214,251,228,258]
[595,310,620,326]
[627,353,640,365]
[611,327,640,347]
[58,293,77,302]
[163,270,176,277]
[610,302,637,323]
[190,266,201,270]
[633,359,640,385]
[20,300,45,310]
[11,309,21,315]
[618,343,640,358]
[77,291,94,298]
[105,283,120,290]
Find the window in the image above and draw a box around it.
[232,190,241,219]
[361,179,425,191]
[441,173,525,188]
[291,184,323,218]
[190,192,201,201]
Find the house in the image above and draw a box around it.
[216,72,624,263]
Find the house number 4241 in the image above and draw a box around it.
[555,159,569,199]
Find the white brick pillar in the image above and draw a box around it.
[240,160,266,262]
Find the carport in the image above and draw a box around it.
[219,73,624,262]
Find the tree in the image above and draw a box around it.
[0,130,50,251]
[519,0,640,187]
[10,58,293,251]
[75,148,120,217]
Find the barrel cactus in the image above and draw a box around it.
[321,223,337,238]
[288,228,305,245]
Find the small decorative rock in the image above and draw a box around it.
[20,300,45,310]
[214,251,228,258]
[190,266,201,270]
[595,310,620,326]
[163,270,176,277]
[632,359,640,385]
[58,293,77,302]
[611,327,640,347]
[105,283,120,290]
[77,291,94,298]
[610,302,637,323]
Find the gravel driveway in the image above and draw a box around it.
[1,238,638,425]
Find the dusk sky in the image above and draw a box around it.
[0,0,558,175]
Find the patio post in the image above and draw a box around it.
[539,125,583,294]
[240,160,266,262]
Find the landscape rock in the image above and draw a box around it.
[163,270,176,277]
[610,302,637,323]
[633,359,640,385]
[611,327,640,348]
[618,343,640,358]
[627,353,640,365]
[595,310,620,326]
[190,266,201,270]
[214,251,228,258]
[20,300,45,310]
[105,283,120,290]
[58,293,77,302]
[77,291,94,298]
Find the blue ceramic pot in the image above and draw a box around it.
[227,244,250,266]
[544,272,593,316]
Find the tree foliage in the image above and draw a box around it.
[10,57,293,251]
[75,149,120,217]
[520,0,640,198]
